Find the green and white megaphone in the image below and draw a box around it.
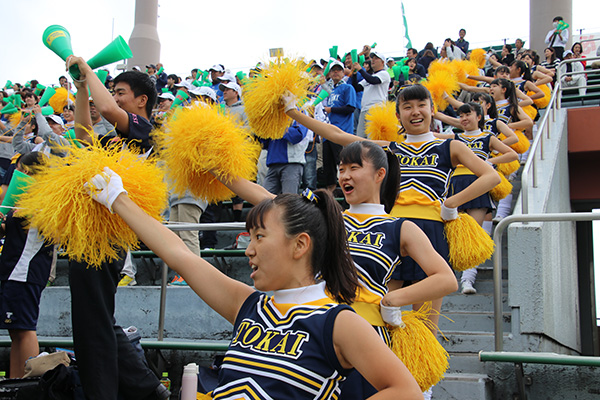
[3,80,12,90]
[42,25,80,78]
[13,94,23,108]
[96,70,109,85]
[0,170,34,215]
[86,36,133,71]
[171,90,189,109]
[329,46,338,59]
[38,87,56,107]
[40,106,55,116]
[312,89,330,107]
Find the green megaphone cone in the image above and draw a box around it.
[35,84,46,96]
[0,170,34,214]
[38,87,56,107]
[1,104,19,114]
[87,36,133,70]
[42,25,82,78]
[41,106,55,116]
[312,89,330,107]
[96,70,109,85]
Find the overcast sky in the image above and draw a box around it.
[2,0,600,86]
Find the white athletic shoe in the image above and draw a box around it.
[423,387,433,400]
[461,281,477,295]
[492,214,505,223]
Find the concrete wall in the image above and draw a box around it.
[128,0,160,70]
[509,109,581,353]
[529,0,572,55]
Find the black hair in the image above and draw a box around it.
[246,191,359,304]
[18,151,47,175]
[23,92,37,100]
[504,44,513,53]
[191,68,198,74]
[113,71,157,118]
[457,103,485,131]
[472,93,498,119]
[571,42,583,54]
[459,28,466,33]
[544,47,557,63]
[407,48,418,55]
[58,76,67,82]
[167,74,178,81]
[491,78,520,121]
[339,141,400,214]
[63,104,75,112]
[553,16,563,22]
[395,84,433,114]
[495,65,510,76]
[511,60,533,81]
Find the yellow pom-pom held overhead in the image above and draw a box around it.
[470,49,487,69]
[445,213,495,271]
[423,63,460,111]
[365,101,402,142]
[48,87,75,114]
[16,138,168,267]
[154,103,260,203]
[389,302,449,392]
[243,58,313,139]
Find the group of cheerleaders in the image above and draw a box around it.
[86,55,550,399]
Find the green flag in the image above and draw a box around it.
[401,2,412,49]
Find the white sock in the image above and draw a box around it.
[423,386,433,400]
[496,194,513,218]
[482,221,493,235]
[461,267,478,284]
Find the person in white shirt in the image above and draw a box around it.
[545,16,569,60]
[559,51,586,96]
[350,50,391,138]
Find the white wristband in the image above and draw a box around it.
[440,203,458,221]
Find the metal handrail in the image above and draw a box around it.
[479,351,600,367]
[492,212,600,351]
[521,55,600,215]
[156,222,246,341]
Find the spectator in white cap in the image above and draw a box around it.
[219,81,247,127]
[189,87,217,105]
[152,93,175,127]
[209,64,225,100]
[350,49,391,138]
[173,80,192,106]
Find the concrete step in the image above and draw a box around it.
[447,352,487,375]
[438,311,511,333]
[441,331,512,353]
[433,373,492,400]
[441,292,509,313]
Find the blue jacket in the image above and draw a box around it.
[261,121,308,166]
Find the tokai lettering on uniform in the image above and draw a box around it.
[346,231,386,248]
[231,320,309,359]
[396,154,439,167]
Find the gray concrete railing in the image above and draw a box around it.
[492,212,600,351]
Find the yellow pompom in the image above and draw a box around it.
[8,111,22,127]
[470,49,487,69]
[154,103,260,203]
[48,87,75,114]
[531,84,551,109]
[522,104,537,121]
[365,101,402,142]
[503,130,530,154]
[196,393,212,399]
[490,171,513,201]
[243,58,313,139]
[389,303,449,392]
[423,66,459,111]
[16,139,168,267]
[445,213,495,271]
[496,158,520,176]
[448,59,480,86]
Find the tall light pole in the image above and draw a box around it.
[127,0,160,71]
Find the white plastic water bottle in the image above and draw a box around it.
[180,362,198,400]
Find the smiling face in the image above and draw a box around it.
[245,207,310,292]
[458,110,480,131]
[489,83,506,101]
[339,156,385,206]
[397,97,433,135]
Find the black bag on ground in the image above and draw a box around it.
[0,377,41,399]
[38,365,84,400]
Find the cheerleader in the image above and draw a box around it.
[489,78,533,131]
[284,85,500,328]
[85,169,423,400]
[213,141,457,399]
[435,103,518,293]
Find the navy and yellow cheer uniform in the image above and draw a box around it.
[483,116,500,137]
[448,130,494,211]
[387,136,454,280]
[495,99,514,125]
[340,204,405,400]
[212,283,353,400]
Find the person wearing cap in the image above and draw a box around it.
[152,93,175,128]
[386,57,396,80]
[321,60,356,192]
[65,55,169,400]
[189,86,217,105]
[155,63,168,92]
[350,50,391,138]
[559,50,586,96]
[209,64,225,101]
[219,81,247,127]
[146,64,158,87]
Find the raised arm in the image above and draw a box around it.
[73,79,93,145]
[286,108,366,146]
[67,56,131,133]
[88,169,254,324]
[507,107,533,131]
[496,120,518,145]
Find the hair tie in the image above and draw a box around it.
[301,188,318,205]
